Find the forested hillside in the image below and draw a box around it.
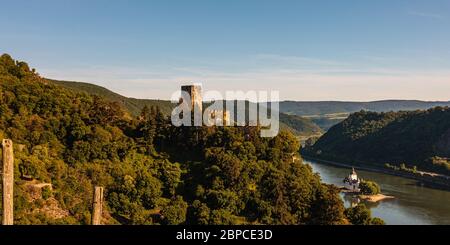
[306,109,450,175]
[279,113,322,137]
[0,54,381,225]
[50,79,323,137]
[49,79,175,116]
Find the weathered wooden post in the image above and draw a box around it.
[91,186,104,225]
[2,139,14,225]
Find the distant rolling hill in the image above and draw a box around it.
[280,100,450,116]
[49,79,323,137]
[279,113,322,137]
[280,100,450,130]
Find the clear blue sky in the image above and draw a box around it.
[1,0,450,101]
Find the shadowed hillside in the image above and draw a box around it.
[305,108,450,175]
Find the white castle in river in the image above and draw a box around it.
[343,168,361,191]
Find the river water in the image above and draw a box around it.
[305,159,450,225]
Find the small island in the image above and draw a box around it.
[340,168,394,203]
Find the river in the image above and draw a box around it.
[305,159,450,225]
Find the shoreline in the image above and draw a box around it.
[303,155,450,191]
[339,187,394,203]
[359,194,395,203]
[341,191,395,203]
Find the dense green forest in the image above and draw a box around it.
[305,109,450,175]
[0,54,382,225]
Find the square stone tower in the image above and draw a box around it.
[181,84,203,126]
[181,84,202,113]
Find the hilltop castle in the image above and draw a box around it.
[179,84,230,126]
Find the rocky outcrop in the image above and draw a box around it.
[23,180,70,219]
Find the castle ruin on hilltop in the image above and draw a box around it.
[180,84,230,126]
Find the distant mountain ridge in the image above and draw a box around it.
[52,80,450,118]
[280,100,450,116]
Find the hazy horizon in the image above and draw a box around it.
[2,0,450,101]
[47,79,450,103]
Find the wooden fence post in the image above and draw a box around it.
[2,139,14,225]
[91,186,104,225]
